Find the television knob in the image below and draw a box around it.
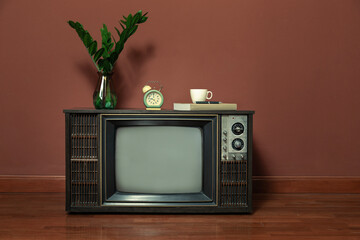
[223,130,227,135]
[223,146,227,151]
[232,138,244,150]
[240,155,245,160]
[232,123,244,135]
[223,137,227,142]
[222,154,227,160]
[231,154,236,159]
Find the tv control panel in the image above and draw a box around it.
[221,115,248,161]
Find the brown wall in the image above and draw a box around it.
[0,0,359,176]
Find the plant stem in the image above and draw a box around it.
[91,56,101,72]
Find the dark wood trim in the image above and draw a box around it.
[63,109,255,115]
[0,175,65,193]
[1,175,360,193]
[65,113,71,210]
[253,176,360,194]
[247,114,253,211]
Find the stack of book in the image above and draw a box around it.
[173,102,237,111]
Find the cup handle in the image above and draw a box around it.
[206,91,213,100]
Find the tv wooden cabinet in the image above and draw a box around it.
[64,109,254,213]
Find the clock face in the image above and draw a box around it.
[144,90,164,108]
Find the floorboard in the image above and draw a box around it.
[0,193,359,239]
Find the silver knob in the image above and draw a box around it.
[223,137,227,142]
[234,141,242,148]
[232,154,236,159]
[223,146,227,151]
[232,138,244,150]
[232,123,244,135]
[222,154,227,160]
[223,130,227,135]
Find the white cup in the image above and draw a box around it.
[190,89,213,103]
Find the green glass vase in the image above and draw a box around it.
[93,72,117,109]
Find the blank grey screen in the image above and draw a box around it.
[115,126,203,194]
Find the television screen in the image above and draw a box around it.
[115,126,203,194]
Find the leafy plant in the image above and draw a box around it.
[68,10,148,74]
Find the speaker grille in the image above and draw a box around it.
[220,160,248,207]
[69,114,99,207]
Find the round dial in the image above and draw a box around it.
[232,122,244,135]
[232,138,244,151]
[144,90,164,108]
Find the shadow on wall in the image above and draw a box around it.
[251,140,270,212]
[252,140,268,176]
[75,61,98,92]
[113,43,156,108]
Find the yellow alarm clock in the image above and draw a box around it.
[142,81,164,110]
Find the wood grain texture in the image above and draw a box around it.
[1,175,360,194]
[0,193,359,239]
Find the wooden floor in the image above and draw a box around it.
[0,193,359,239]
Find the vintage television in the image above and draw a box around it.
[64,109,254,213]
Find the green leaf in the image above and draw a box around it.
[98,58,112,73]
[126,14,133,27]
[99,59,112,73]
[100,24,113,55]
[140,12,149,23]
[94,48,105,62]
[129,25,138,36]
[75,28,85,39]
[114,27,121,38]
[103,51,110,58]
[109,51,119,66]
[120,28,128,41]
[83,32,92,47]
[75,22,83,29]
[115,41,124,54]
[140,16,148,23]
[88,41,97,56]
[73,22,86,38]
[112,35,117,44]
[98,59,104,68]
[133,13,140,25]
[68,20,76,28]
[100,24,109,40]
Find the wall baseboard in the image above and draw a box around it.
[0,175,65,193]
[253,176,360,194]
[1,175,360,193]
